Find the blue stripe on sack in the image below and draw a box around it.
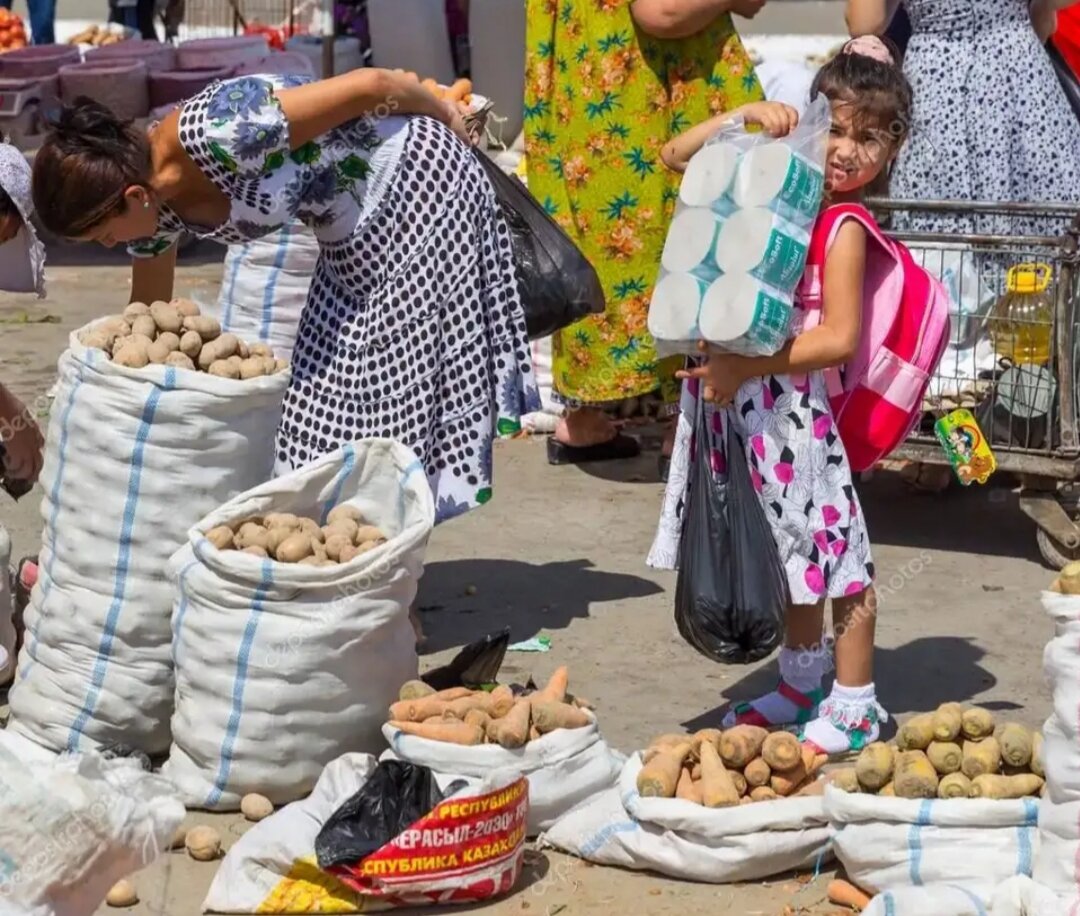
[949,885,988,916]
[1015,797,1039,876]
[579,820,638,858]
[21,359,87,680]
[1021,796,1039,826]
[883,892,896,916]
[205,556,274,808]
[396,459,423,528]
[320,444,357,525]
[222,240,251,331]
[906,799,934,886]
[66,368,175,750]
[259,227,290,343]
[170,558,200,666]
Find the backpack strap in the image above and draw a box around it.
[802,203,893,401]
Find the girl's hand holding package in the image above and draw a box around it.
[678,344,749,406]
[739,101,800,139]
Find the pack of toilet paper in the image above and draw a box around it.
[649,95,829,357]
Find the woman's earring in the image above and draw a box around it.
[143,201,150,209]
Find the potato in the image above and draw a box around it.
[235,522,270,550]
[938,771,972,799]
[328,504,364,526]
[122,301,150,320]
[156,331,181,352]
[962,708,995,741]
[150,301,183,334]
[250,342,274,358]
[894,751,939,799]
[171,297,201,318]
[339,543,361,563]
[130,315,157,339]
[855,742,895,791]
[299,518,324,542]
[98,315,131,336]
[198,334,238,370]
[113,345,150,368]
[185,825,222,861]
[80,330,111,351]
[324,533,352,561]
[183,315,222,341]
[1060,560,1080,594]
[897,714,936,751]
[354,524,386,546]
[240,793,274,821]
[146,339,172,364]
[265,513,301,530]
[237,339,250,359]
[205,525,235,550]
[208,359,240,379]
[276,532,314,563]
[112,334,151,357]
[999,723,1034,768]
[239,356,267,379]
[274,358,289,372]
[324,519,359,543]
[962,737,1001,779]
[926,741,963,775]
[164,351,196,370]
[242,545,268,557]
[227,354,243,370]
[105,878,138,906]
[169,826,188,850]
[297,556,323,567]
[265,527,296,557]
[179,330,203,359]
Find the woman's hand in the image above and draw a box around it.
[441,99,474,144]
[729,0,767,19]
[677,345,749,406]
[740,101,800,138]
[1031,0,1059,43]
[0,386,43,484]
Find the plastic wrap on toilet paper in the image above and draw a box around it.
[649,95,829,358]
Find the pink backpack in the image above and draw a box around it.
[800,203,951,472]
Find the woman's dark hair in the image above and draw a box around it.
[0,186,16,220]
[810,37,913,147]
[32,97,150,237]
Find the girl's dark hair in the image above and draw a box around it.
[32,97,150,237]
[810,37,913,146]
[0,186,16,220]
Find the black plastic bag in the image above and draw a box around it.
[475,152,606,340]
[674,401,787,664]
[421,627,511,691]
[1048,40,1080,125]
[315,760,466,869]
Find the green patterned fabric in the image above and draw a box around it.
[524,0,763,405]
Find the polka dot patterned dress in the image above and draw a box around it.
[130,76,540,524]
[892,0,1080,239]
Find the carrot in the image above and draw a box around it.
[488,699,531,748]
[770,759,808,797]
[762,732,802,771]
[750,786,778,801]
[487,685,515,718]
[399,679,435,701]
[528,725,541,742]
[649,733,691,750]
[699,741,741,808]
[446,78,472,102]
[433,687,474,701]
[731,771,748,797]
[389,696,450,722]
[795,778,827,797]
[421,78,439,95]
[534,666,569,704]
[744,757,771,788]
[693,728,723,755]
[637,743,691,798]
[855,742,895,791]
[675,767,701,803]
[446,693,495,718]
[827,879,871,911]
[719,725,768,767]
[463,708,490,730]
[532,701,590,734]
[389,719,484,745]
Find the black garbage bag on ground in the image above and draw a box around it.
[674,399,788,664]
[474,152,605,341]
[315,760,467,869]
[420,627,511,691]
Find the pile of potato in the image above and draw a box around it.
[637,726,829,806]
[205,504,386,567]
[67,23,130,45]
[386,666,593,748]
[831,704,1046,800]
[78,300,287,378]
[1050,560,1080,594]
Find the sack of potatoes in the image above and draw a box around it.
[203,503,387,567]
[77,299,288,378]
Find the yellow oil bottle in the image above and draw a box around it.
[989,263,1054,366]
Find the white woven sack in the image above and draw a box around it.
[827,786,1040,902]
[209,221,318,363]
[163,440,432,809]
[8,325,287,756]
[0,736,183,916]
[381,713,622,834]
[541,752,830,883]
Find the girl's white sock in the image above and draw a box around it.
[802,681,887,755]
[721,647,827,728]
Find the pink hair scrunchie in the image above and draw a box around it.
[843,35,895,65]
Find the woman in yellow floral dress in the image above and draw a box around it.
[525,0,766,466]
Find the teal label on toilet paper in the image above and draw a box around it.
[746,288,793,352]
[753,228,809,291]
[779,154,825,221]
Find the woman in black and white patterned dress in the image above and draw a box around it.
[847,0,1080,237]
[31,71,539,525]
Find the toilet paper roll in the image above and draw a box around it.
[679,142,740,211]
[715,207,810,293]
[733,143,824,223]
[661,207,723,278]
[699,273,793,354]
[648,272,707,341]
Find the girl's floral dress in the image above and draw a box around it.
[650,275,875,605]
[524,0,763,406]
[130,75,539,525]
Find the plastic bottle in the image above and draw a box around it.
[989,263,1054,366]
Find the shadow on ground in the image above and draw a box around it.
[415,557,663,654]
[681,635,1018,734]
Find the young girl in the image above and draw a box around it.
[649,36,912,757]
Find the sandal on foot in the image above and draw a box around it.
[546,433,640,466]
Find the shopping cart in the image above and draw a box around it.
[868,198,1080,569]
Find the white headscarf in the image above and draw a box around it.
[0,142,45,297]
